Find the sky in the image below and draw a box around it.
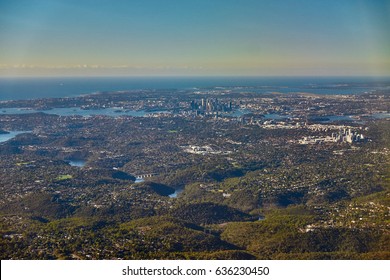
[0,0,389,77]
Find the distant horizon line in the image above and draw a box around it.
[1,75,390,79]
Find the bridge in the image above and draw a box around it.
[135,173,158,179]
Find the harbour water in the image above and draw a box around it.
[264,113,290,120]
[0,107,158,117]
[0,131,28,143]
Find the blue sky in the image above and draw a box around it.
[0,0,389,76]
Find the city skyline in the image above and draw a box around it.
[1,0,389,77]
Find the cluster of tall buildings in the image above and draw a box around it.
[190,98,233,113]
[331,128,364,143]
[299,128,365,145]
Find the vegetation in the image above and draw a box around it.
[0,89,389,259]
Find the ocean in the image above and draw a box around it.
[0,76,389,101]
